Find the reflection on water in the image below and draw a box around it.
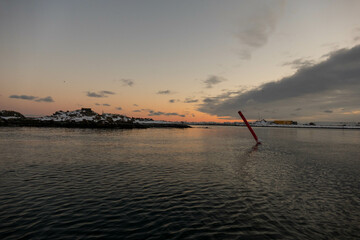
[248,142,261,154]
[0,126,359,239]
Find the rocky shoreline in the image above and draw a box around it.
[0,109,191,129]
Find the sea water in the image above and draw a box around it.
[0,126,359,239]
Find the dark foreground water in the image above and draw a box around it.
[0,126,359,239]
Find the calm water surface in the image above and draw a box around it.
[0,126,359,239]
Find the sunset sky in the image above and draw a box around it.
[1,0,360,122]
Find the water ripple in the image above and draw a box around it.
[0,127,359,239]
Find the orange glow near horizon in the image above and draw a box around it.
[1,95,243,122]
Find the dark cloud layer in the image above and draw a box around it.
[86,91,115,98]
[198,45,360,121]
[9,95,54,103]
[116,107,122,110]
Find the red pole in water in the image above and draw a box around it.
[238,111,260,144]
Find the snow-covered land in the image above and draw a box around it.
[37,108,132,123]
[0,108,190,128]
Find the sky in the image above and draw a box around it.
[1,0,360,122]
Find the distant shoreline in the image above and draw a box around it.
[190,123,360,130]
[1,109,359,130]
[0,119,191,129]
[240,124,360,130]
[2,120,359,130]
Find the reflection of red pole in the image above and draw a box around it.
[238,111,260,144]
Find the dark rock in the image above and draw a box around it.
[0,110,25,119]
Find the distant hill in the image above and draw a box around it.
[0,108,190,129]
[0,110,25,119]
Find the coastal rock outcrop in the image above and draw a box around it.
[0,108,190,129]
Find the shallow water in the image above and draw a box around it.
[0,126,359,239]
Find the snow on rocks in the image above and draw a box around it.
[37,108,132,123]
[0,110,25,120]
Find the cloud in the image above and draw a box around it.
[204,75,226,88]
[120,79,134,87]
[9,94,54,103]
[353,27,360,42]
[86,91,115,98]
[201,90,243,105]
[101,91,115,95]
[35,96,54,102]
[148,110,185,117]
[87,92,103,98]
[238,49,251,60]
[184,98,198,103]
[95,102,113,107]
[169,99,175,103]
[9,95,37,100]
[116,107,122,110]
[157,90,172,94]
[237,0,286,59]
[282,58,315,69]
[133,104,138,106]
[198,45,360,121]
[324,110,333,113]
[133,110,141,112]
